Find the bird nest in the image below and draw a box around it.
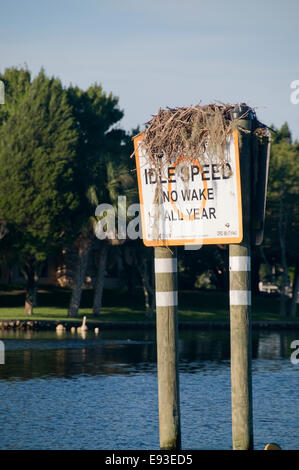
[132,103,261,173]
[131,103,269,243]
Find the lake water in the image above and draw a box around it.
[0,327,298,450]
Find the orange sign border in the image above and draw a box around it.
[134,130,243,247]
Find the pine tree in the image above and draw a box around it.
[0,68,79,313]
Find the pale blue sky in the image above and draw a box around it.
[1,0,298,138]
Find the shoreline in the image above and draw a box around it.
[0,319,298,331]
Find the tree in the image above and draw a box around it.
[0,67,31,125]
[263,123,299,316]
[91,128,137,317]
[0,220,8,240]
[66,84,124,317]
[0,68,79,313]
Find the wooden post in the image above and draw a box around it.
[229,105,254,450]
[154,245,181,450]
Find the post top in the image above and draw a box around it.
[231,103,255,121]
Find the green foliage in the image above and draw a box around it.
[0,66,31,124]
[66,84,136,252]
[2,65,297,315]
[67,84,124,220]
[0,68,79,265]
[264,123,299,263]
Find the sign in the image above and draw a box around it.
[134,130,243,246]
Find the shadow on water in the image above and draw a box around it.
[0,328,297,381]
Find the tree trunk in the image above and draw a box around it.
[122,248,136,296]
[0,219,8,240]
[290,263,299,317]
[25,286,35,315]
[137,257,155,318]
[22,261,40,315]
[251,247,261,295]
[260,245,272,281]
[279,198,289,316]
[92,242,109,316]
[143,279,151,313]
[212,247,228,290]
[68,235,93,317]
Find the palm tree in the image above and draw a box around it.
[92,159,135,316]
[67,126,137,319]
[68,221,95,317]
[66,83,124,318]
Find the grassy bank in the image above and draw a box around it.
[0,286,297,323]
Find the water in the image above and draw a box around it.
[0,328,298,450]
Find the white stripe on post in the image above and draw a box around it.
[155,258,177,273]
[230,290,251,306]
[156,291,178,307]
[229,256,251,271]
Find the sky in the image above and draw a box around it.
[1,0,299,139]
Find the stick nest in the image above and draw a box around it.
[133,103,263,172]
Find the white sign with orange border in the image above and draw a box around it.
[134,130,243,246]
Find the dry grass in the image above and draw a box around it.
[132,102,268,241]
[132,102,269,168]
[133,103,254,169]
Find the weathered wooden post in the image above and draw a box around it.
[154,245,181,450]
[229,105,254,450]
